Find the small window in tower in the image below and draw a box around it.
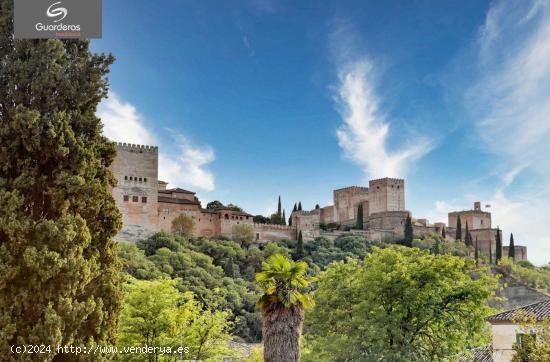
[225,214,229,219]
[397,186,400,189]
[144,178,147,182]
[142,196,147,203]
[132,196,138,202]
[139,177,142,182]
[123,195,129,202]
[129,176,133,181]
[124,176,128,180]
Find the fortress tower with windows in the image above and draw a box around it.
[110,143,295,243]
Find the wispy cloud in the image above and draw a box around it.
[335,60,433,179]
[98,93,215,192]
[452,0,550,264]
[242,35,255,57]
[468,0,550,176]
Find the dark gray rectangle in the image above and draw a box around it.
[15,0,102,39]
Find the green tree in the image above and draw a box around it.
[295,231,305,259]
[456,215,462,241]
[475,237,480,266]
[206,200,224,209]
[288,215,292,227]
[293,203,297,212]
[298,202,302,211]
[465,222,473,247]
[305,247,498,362]
[118,279,234,361]
[171,213,195,237]
[256,254,313,362]
[277,196,282,219]
[282,209,286,226]
[442,226,446,238]
[355,204,364,230]
[0,4,122,357]
[509,233,516,260]
[496,227,503,263]
[233,224,255,248]
[403,214,414,247]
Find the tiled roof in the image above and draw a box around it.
[201,209,218,214]
[488,299,550,322]
[158,196,199,205]
[161,187,195,194]
[456,345,493,362]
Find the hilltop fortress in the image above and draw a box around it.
[111,143,527,260]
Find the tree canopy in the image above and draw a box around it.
[0,1,122,356]
[305,246,498,361]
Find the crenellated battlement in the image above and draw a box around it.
[254,223,294,230]
[369,177,404,184]
[116,142,158,153]
[334,185,369,192]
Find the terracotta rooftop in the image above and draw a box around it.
[456,345,492,362]
[159,187,196,194]
[158,196,199,205]
[488,299,550,323]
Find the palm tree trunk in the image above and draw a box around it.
[262,304,304,362]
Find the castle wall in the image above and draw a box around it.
[366,210,409,238]
[502,246,528,261]
[448,207,492,230]
[333,186,369,225]
[367,178,405,215]
[218,209,254,239]
[111,143,159,242]
[293,211,321,241]
[254,224,295,243]
[319,206,334,224]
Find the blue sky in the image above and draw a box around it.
[93,0,550,264]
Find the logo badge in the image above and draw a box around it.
[14,0,102,39]
[46,2,68,23]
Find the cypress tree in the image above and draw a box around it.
[496,227,502,263]
[465,222,473,247]
[0,3,122,356]
[442,226,446,238]
[403,214,414,247]
[277,195,282,218]
[289,215,292,227]
[282,209,286,226]
[295,231,305,259]
[298,202,302,211]
[475,238,479,266]
[356,204,364,230]
[455,215,462,241]
[293,203,297,212]
[489,240,493,264]
[224,257,236,278]
[508,233,515,260]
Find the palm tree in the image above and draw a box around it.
[256,254,313,362]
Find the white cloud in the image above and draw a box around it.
[97,93,155,145]
[159,138,215,192]
[335,61,432,179]
[98,93,215,192]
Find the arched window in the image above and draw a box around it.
[225,214,229,219]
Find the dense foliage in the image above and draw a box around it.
[0,1,122,358]
[118,279,233,361]
[304,246,498,361]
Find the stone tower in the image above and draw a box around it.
[111,143,159,241]
[367,178,405,215]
